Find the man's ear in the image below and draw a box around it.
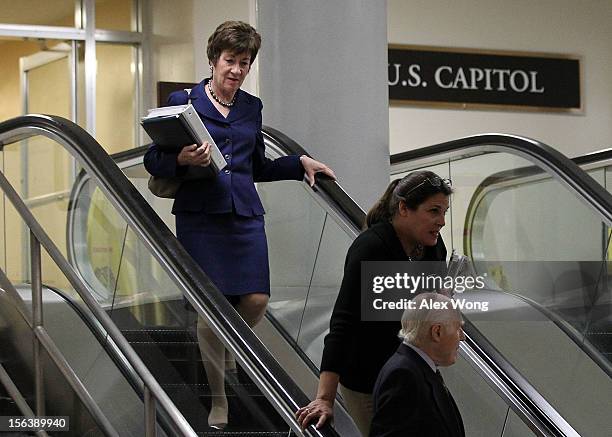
[430,323,442,343]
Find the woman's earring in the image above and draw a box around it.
[209,65,213,74]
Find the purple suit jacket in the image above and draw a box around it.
[144,78,304,216]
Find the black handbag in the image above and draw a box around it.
[147,175,182,198]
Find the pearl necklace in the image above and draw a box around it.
[207,81,236,107]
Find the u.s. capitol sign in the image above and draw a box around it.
[388,45,581,112]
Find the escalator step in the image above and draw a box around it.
[122,326,289,433]
[121,328,194,343]
[162,381,263,398]
[130,341,201,359]
[161,380,288,432]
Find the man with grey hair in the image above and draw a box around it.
[369,292,466,437]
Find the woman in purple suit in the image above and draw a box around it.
[144,21,335,429]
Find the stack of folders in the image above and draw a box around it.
[141,104,227,179]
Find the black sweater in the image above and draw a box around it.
[319,221,447,393]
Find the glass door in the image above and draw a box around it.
[16,41,77,287]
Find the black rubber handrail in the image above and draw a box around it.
[391,141,612,167]
[456,153,612,381]
[389,134,612,226]
[0,114,338,437]
[113,129,366,229]
[113,129,582,435]
[262,126,366,229]
[109,130,359,394]
[254,130,584,435]
[454,146,612,198]
[509,291,612,379]
[110,144,149,162]
[108,130,358,413]
[572,147,612,166]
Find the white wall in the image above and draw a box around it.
[150,0,195,85]
[258,0,390,209]
[388,0,612,157]
[193,0,257,94]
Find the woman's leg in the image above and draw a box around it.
[196,293,268,428]
[197,315,228,428]
[338,384,374,437]
[235,293,269,327]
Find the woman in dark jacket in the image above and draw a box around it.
[296,171,452,436]
[144,21,334,429]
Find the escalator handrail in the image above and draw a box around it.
[388,133,612,226]
[458,146,612,213]
[391,141,612,167]
[0,129,195,436]
[393,145,612,192]
[457,153,612,382]
[0,114,337,437]
[510,291,612,379]
[240,129,583,435]
[571,147,612,166]
[262,125,367,229]
[461,319,579,437]
[265,131,585,435]
[112,129,582,436]
[452,148,612,380]
[110,129,367,231]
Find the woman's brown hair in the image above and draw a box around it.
[207,21,262,65]
[365,171,452,228]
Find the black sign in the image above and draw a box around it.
[388,45,581,111]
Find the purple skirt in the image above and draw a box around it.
[176,212,269,296]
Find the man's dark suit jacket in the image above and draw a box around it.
[370,343,465,437]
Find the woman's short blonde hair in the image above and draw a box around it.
[207,21,262,64]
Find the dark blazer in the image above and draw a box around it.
[320,221,446,393]
[143,78,304,216]
[370,343,465,437]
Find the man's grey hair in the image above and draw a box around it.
[399,292,462,344]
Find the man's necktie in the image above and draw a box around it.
[436,369,450,394]
[435,369,462,433]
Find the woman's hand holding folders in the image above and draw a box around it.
[177,142,212,167]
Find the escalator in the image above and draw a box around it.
[390,136,612,436]
[84,129,609,435]
[0,114,341,436]
[461,148,612,370]
[0,115,609,436]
